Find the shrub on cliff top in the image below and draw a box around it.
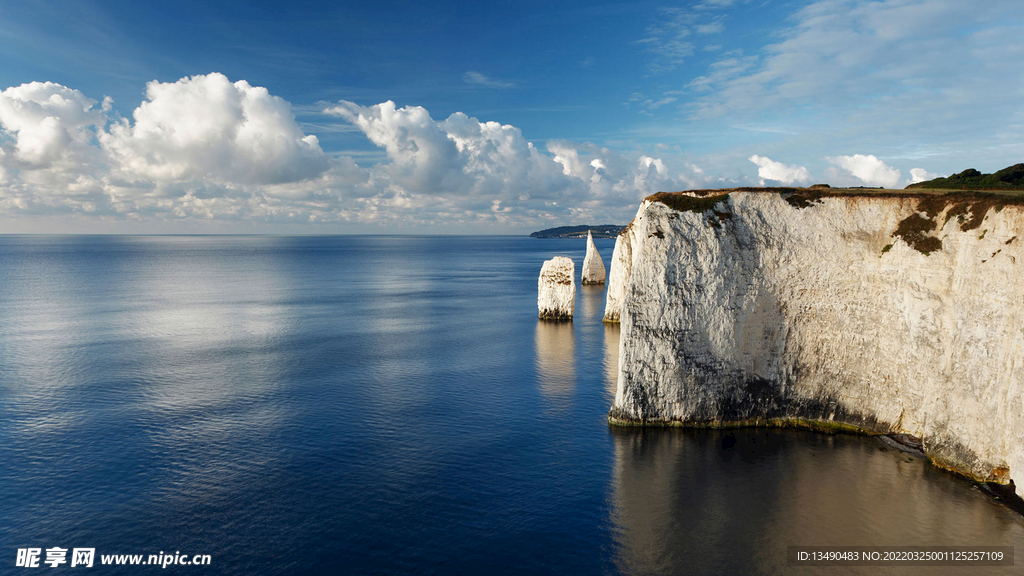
[907,164,1024,190]
[647,192,730,213]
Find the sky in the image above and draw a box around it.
[0,0,1022,233]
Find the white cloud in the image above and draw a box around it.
[545,141,709,207]
[695,0,737,8]
[686,0,1024,157]
[696,22,724,34]
[324,100,710,223]
[646,97,677,110]
[0,74,729,229]
[639,8,695,73]
[641,0,739,72]
[462,71,515,88]
[826,154,901,188]
[688,54,757,93]
[325,100,467,193]
[0,81,104,167]
[0,82,110,216]
[909,167,942,184]
[0,75,356,222]
[100,73,328,185]
[748,155,812,185]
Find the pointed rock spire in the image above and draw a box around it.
[582,230,606,285]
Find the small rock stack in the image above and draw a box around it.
[581,230,606,285]
[538,257,575,320]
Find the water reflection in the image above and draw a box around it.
[534,320,575,406]
[0,251,94,434]
[579,284,604,320]
[609,427,1024,576]
[602,323,619,403]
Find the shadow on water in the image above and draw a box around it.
[608,427,1024,575]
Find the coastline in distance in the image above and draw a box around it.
[530,224,624,238]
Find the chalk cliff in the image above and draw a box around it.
[603,207,645,323]
[538,256,575,320]
[606,188,1024,497]
[582,231,607,285]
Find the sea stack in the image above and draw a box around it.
[538,256,575,321]
[581,231,606,285]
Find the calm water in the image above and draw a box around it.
[1,235,1021,575]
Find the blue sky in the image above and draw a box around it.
[1,0,1022,233]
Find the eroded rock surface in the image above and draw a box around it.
[608,190,1024,497]
[538,256,575,320]
[603,208,646,323]
[582,231,607,285]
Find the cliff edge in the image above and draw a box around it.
[606,187,1024,497]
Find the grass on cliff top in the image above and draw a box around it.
[645,191,731,213]
[645,187,1024,213]
[647,186,1024,202]
[644,187,1024,255]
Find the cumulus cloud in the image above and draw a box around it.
[0,74,709,229]
[0,82,111,215]
[547,140,707,208]
[323,100,710,224]
[0,74,352,222]
[0,82,104,168]
[826,154,901,188]
[909,167,942,184]
[748,155,812,185]
[101,73,328,185]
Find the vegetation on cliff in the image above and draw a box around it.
[907,164,1024,190]
[647,186,1024,256]
[646,191,731,213]
[891,192,1023,254]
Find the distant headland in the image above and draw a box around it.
[529,225,624,238]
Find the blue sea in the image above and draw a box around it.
[1,235,1022,575]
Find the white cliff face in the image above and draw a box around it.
[610,190,1024,497]
[602,235,629,322]
[538,256,575,320]
[582,231,607,285]
[603,202,650,323]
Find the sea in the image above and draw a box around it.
[1,235,1022,575]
